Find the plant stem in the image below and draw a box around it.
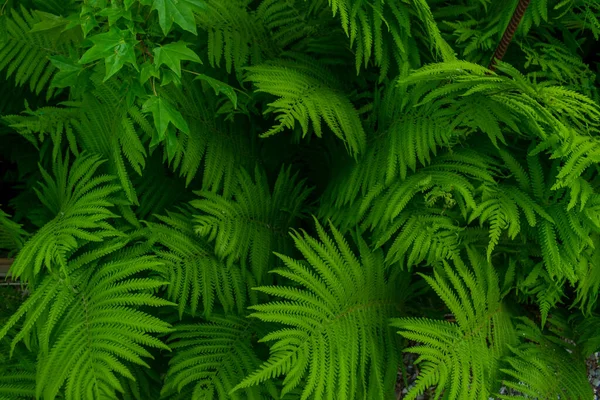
[488,0,532,71]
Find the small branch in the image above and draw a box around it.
[138,37,154,61]
[488,0,532,71]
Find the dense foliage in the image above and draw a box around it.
[1,0,600,399]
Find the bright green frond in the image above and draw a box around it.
[391,251,516,399]
[9,152,121,281]
[192,166,311,283]
[498,317,593,400]
[246,58,367,157]
[147,209,246,318]
[163,315,275,400]
[0,209,27,254]
[0,243,173,400]
[233,220,407,399]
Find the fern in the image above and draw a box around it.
[233,220,408,399]
[4,75,153,204]
[1,0,600,397]
[391,249,516,399]
[321,0,455,73]
[72,78,151,204]
[157,79,255,193]
[556,0,600,39]
[245,57,367,157]
[0,340,36,400]
[0,241,174,400]
[375,211,463,268]
[8,152,121,281]
[499,317,593,400]
[195,0,274,73]
[3,104,80,162]
[0,7,79,96]
[574,315,600,356]
[146,209,246,318]
[192,166,311,283]
[162,314,276,400]
[0,209,27,253]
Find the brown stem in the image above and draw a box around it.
[488,0,532,71]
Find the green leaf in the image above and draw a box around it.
[164,125,178,161]
[49,56,84,88]
[97,5,132,26]
[124,0,137,10]
[76,6,100,36]
[140,61,160,84]
[0,14,7,44]
[149,0,205,35]
[142,96,190,140]
[194,73,237,109]
[153,41,201,77]
[160,69,181,87]
[29,12,69,33]
[78,28,139,81]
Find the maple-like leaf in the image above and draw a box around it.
[142,96,190,139]
[153,41,201,77]
[78,28,138,81]
[145,0,205,35]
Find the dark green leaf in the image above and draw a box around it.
[194,73,237,109]
[97,5,132,26]
[140,61,160,84]
[149,0,205,35]
[142,96,190,139]
[78,28,139,81]
[160,69,181,87]
[0,14,7,44]
[29,12,69,33]
[153,41,201,77]
[49,56,84,88]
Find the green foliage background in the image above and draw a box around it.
[1,0,600,399]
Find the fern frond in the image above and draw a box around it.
[3,104,80,161]
[146,209,246,318]
[246,58,366,157]
[361,152,487,229]
[5,74,152,204]
[157,80,255,193]
[321,0,454,74]
[499,317,592,400]
[374,211,463,267]
[391,250,516,399]
[469,183,553,261]
[196,0,275,73]
[233,220,407,399]
[73,76,151,204]
[0,340,36,400]
[521,37,595,88]
[192,166,311,283]
[9,152,122,281]
[0,7,79,96]
[574,315,600,356]
[163,315,275,400]
[572,234,600,314]
[402,60,600,148]
[556,0,600,39]
[0,208,27,254]
[0,244,174,400]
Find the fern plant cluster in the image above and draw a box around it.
[1,0,600,399]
